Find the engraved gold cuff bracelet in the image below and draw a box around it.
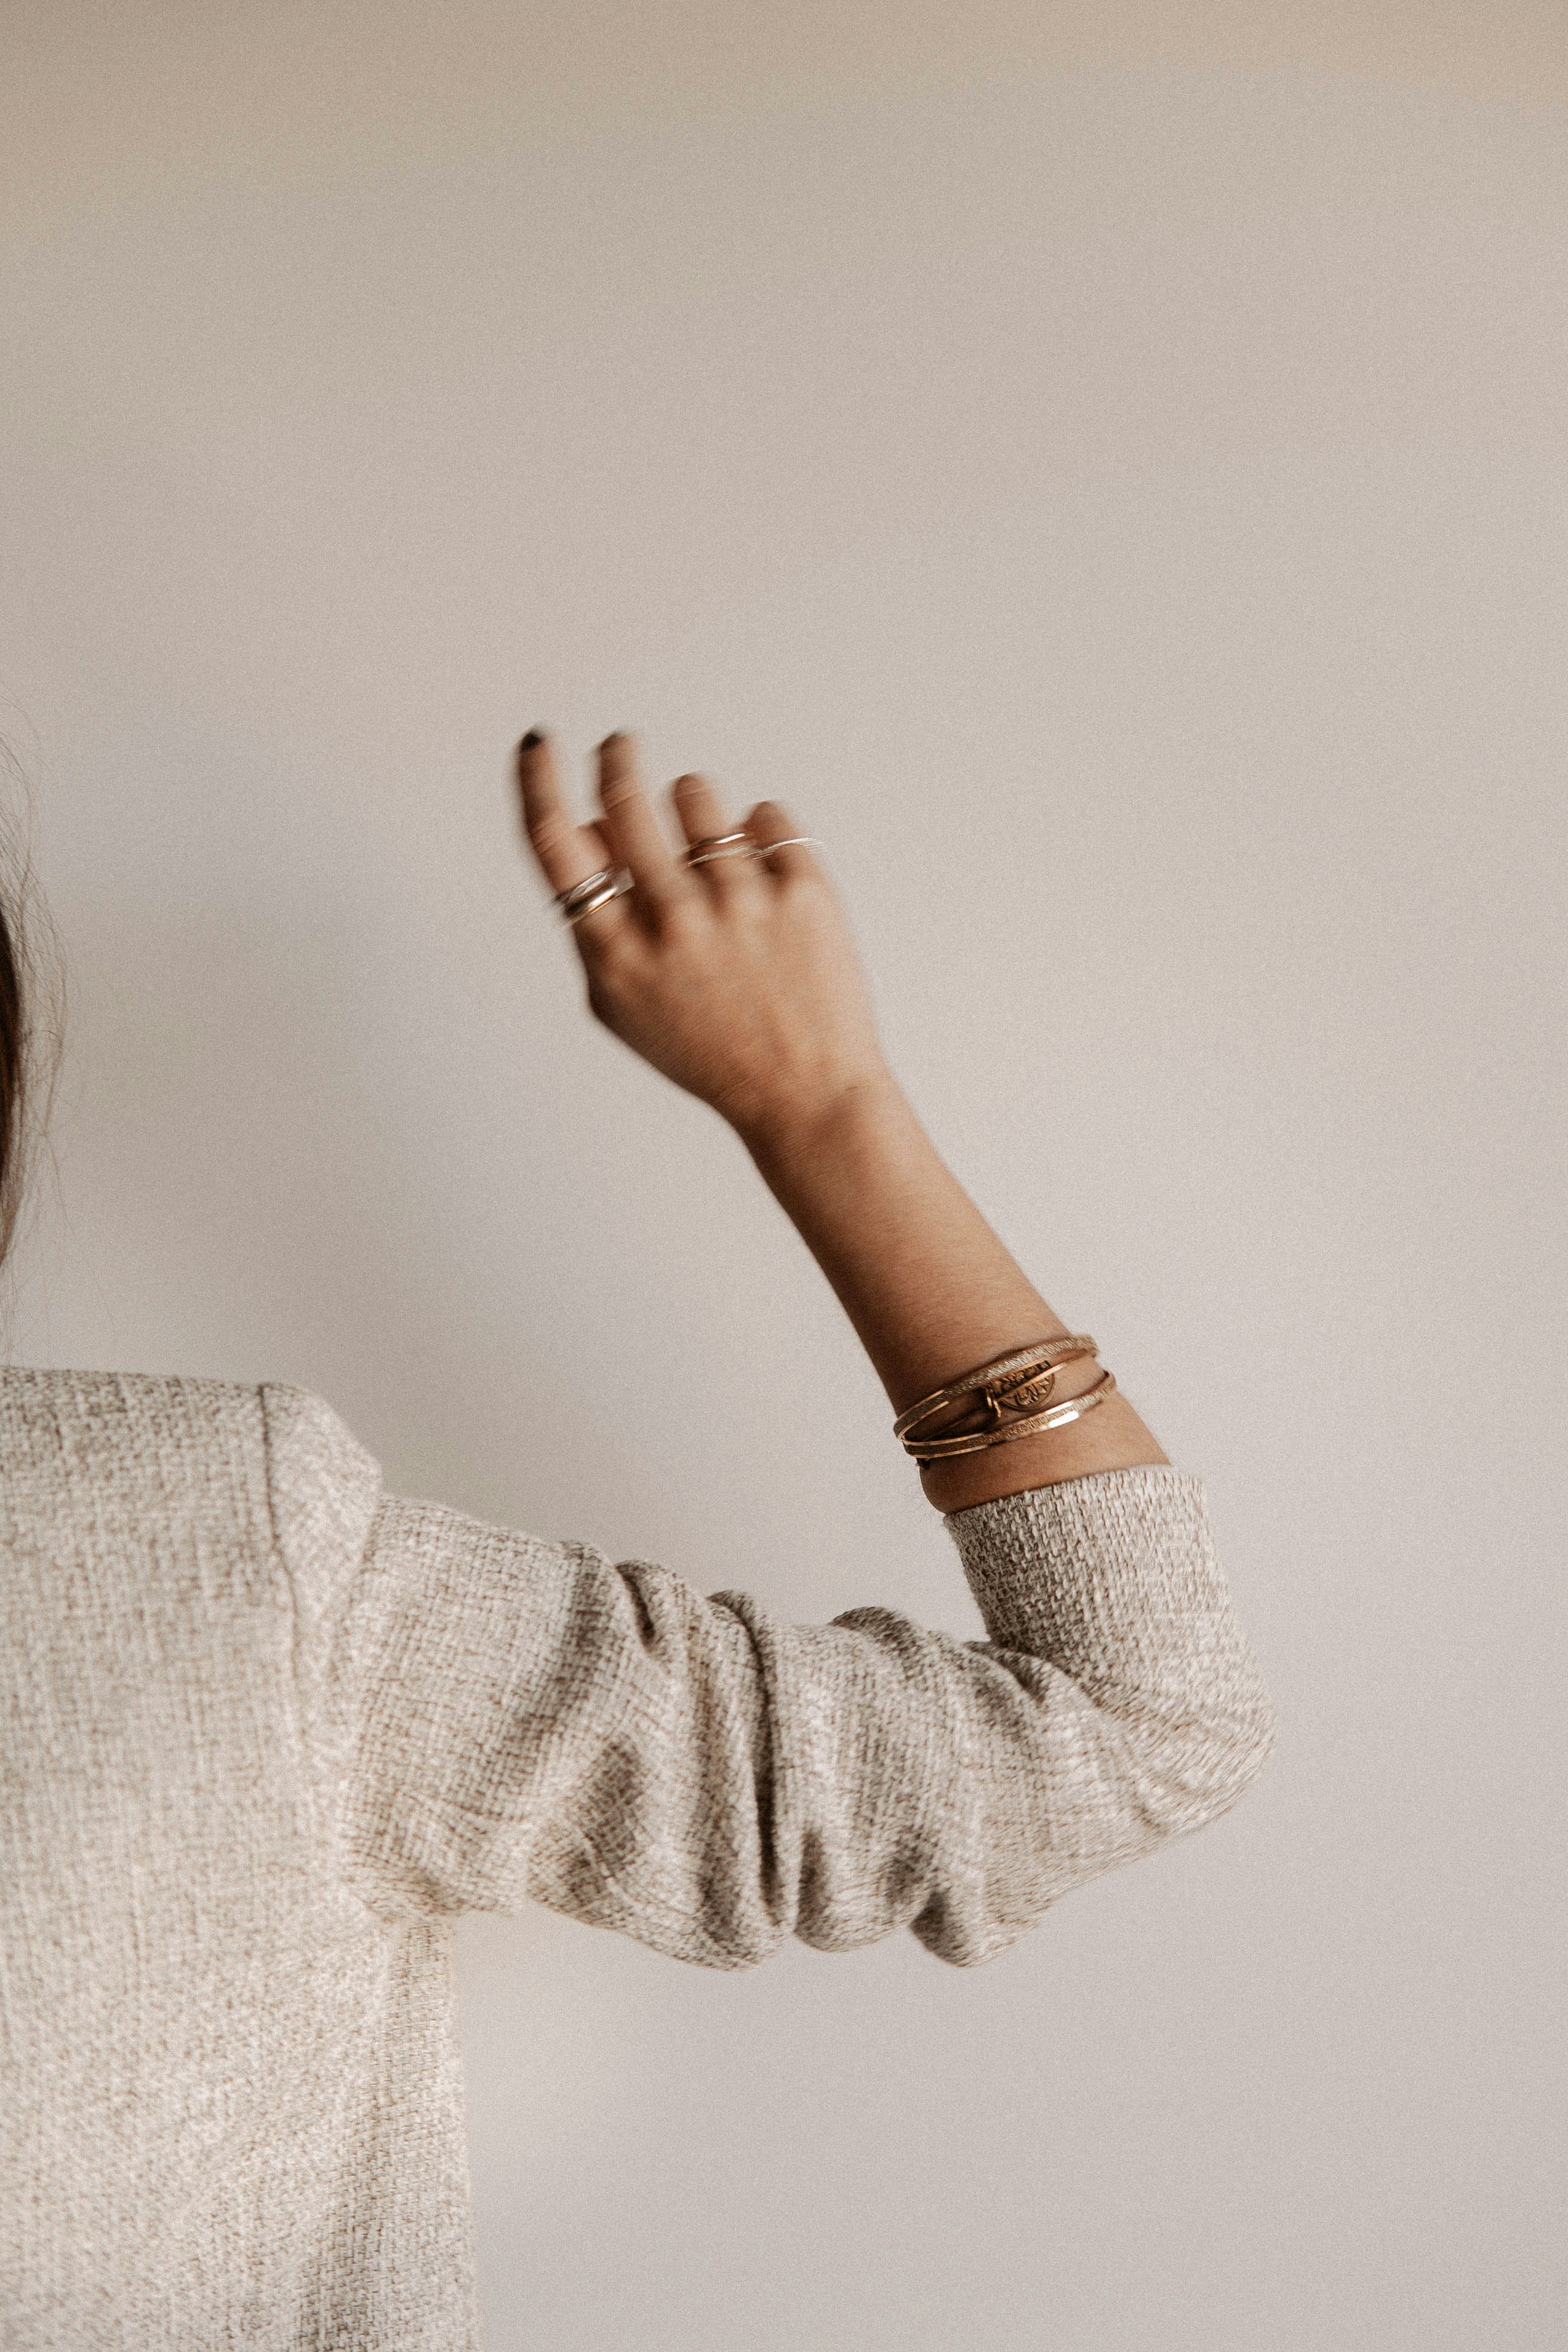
[894,1335,1116,1460]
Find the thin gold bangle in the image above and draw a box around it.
[904,1368,1119,1460]
[916,1346,1098,1447]
[893,1334,1098,1445]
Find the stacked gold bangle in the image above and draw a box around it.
[893,1335,1116,1462]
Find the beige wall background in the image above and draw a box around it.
[2,4,1564,2346]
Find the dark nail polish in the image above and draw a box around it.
[519,728,546,751]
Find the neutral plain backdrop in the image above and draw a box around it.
[2,5,1564,2348]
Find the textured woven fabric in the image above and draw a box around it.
[0,1367,1277,2347]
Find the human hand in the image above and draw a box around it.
[516,730,890,1143]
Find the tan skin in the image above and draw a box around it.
[517,731,1170,1514]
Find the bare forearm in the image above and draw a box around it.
[517,730,1171,1511]
[739,1073,1171,1512]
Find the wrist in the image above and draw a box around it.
[731,1062,906,1175]
[919,1387,1172,1511]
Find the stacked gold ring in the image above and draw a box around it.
[556,868,632,924]
[683,831,757,868]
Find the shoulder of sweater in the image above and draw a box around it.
[2,1364,365,1426]
[0,1367,382,1518]
[258,1383,385,1580]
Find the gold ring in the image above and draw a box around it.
[683,831,755,868]
[556,869,632,923]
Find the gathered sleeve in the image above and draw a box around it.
[262,1386,1278,1972]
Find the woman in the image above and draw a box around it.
[0,730,1278,2347]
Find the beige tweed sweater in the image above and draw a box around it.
[0,1366,1277,2348]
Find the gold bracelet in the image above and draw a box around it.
[899,1347,1099,1451]
[893,1335,1100,1447]
[904,1367,1119,1460]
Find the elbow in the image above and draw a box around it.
[1139,1680,1281,1836]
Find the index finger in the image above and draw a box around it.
[516,730,617,898]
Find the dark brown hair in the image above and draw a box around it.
[0,744,66,1290]
[0,892,24,1266]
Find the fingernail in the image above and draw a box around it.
[598,731,627,752]
[519,727,545,750]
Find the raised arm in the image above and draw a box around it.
[516,727,1168,1509]
[293,734,1275,1970]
